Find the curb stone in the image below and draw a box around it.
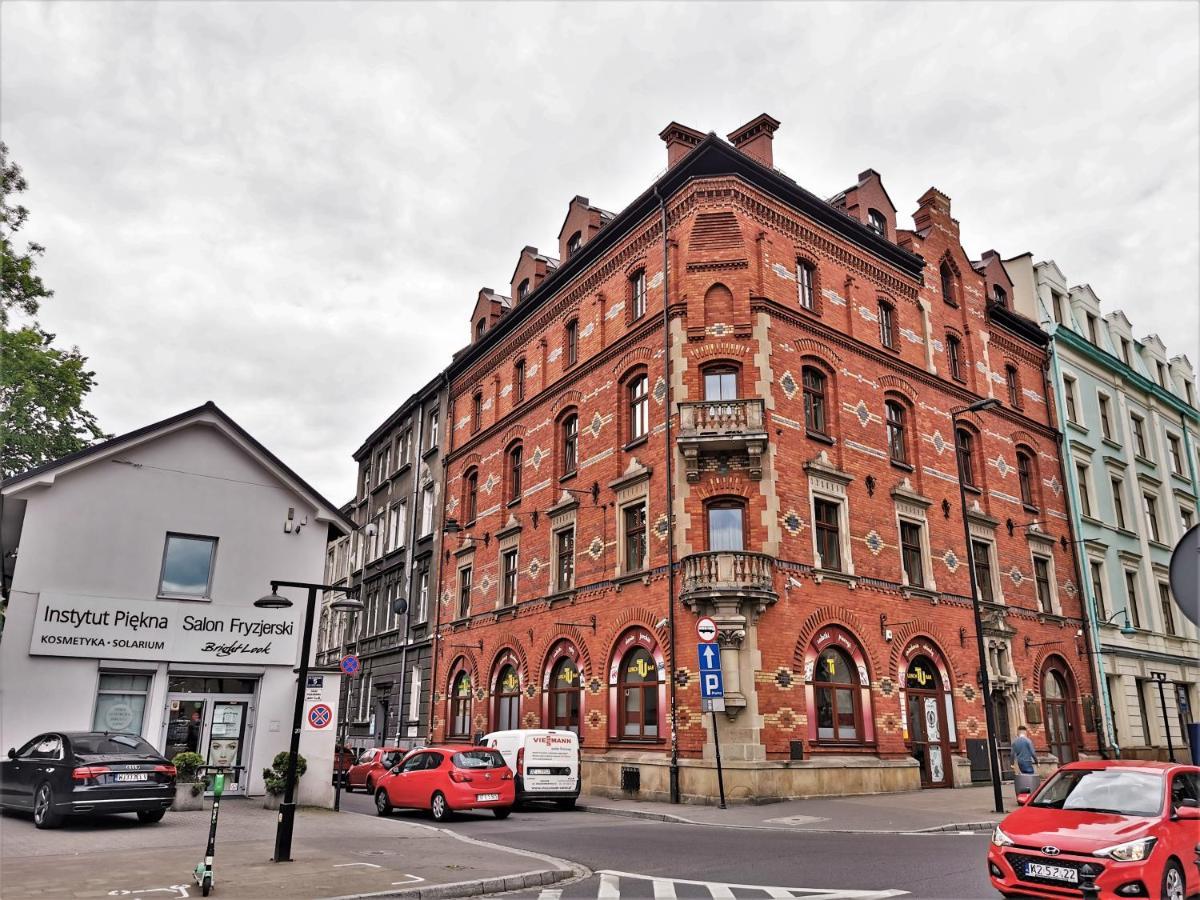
[326,867,576,899]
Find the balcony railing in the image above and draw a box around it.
[679,551,776,604]
[676,399,768,481]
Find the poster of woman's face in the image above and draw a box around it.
[209,739,239,767]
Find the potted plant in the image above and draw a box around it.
[262,750,306,809]
[171,751,206,811]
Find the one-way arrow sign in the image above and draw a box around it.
[698,642,720,670]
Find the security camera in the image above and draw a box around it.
[655,617,669,630]
[364,523,378,537]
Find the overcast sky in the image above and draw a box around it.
[3,1,1197,501]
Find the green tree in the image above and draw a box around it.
[1,142,106,477]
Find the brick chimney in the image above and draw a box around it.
[659,122,706,168]
[913,187,959,239]
[727,114,780,168]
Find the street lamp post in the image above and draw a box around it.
[255,580,362,863]
[951,397,1006,814]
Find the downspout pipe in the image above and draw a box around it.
[1045,328,1118,757]
[654,184,681,805]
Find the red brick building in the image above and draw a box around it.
[428,116,1100,802]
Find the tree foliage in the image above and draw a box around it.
[1,142,107,477]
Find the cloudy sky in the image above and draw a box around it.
[3,1,1197,501]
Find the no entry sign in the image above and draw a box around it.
[696,616,717,642]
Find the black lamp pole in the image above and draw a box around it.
[952,398,1006,814]
[255,580,361,863]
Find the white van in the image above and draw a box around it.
[483,729,580,808]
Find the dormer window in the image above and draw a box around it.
[940,261,957,306]
[475,319,486,340]
[518,279,530,301]
[992,285,1007,308]
[867,209,886,236]
[1086,313,1099,344]
[567,231,582,258]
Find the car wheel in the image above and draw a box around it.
[493,807,512,819]
[556,799,576,811]
[374,788,392,817]
[33,783,62,829]
[137,809,166,824]
[1162,861,1184,900]
[430,791,452,822]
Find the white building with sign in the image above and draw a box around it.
[0,403,351,803]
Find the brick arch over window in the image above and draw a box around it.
[489,639,531,686]
[703,282,735,327]
[500,424,527,446]
[552,390,584,415]
[694,476,752,502]
[794,606,881,677]
[622,255,649,278]
[599,606,671,657]
[539,630,594,685]
[1010,430,1042,453]
[689,342,753,364]
[612,346,655,377]
[1031,651,1082,696]
[793,338,842,364]
[458,452,483,471]
[885,623,957,682]
[877,375,920,400]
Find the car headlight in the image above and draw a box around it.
[1094,837,1156,862]
[991,826,1015,848]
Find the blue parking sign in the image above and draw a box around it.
[700,668,724,699]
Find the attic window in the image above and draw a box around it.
[475,319,486,340]
[867,209,886,236]
[940,262,957,307]
[567,232,582,258]
[518,279,530,301]
[992,285,1007,308]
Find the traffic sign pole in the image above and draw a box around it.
[696,639,726,809]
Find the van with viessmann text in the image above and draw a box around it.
[483,729,579,809]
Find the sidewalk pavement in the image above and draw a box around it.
[0,799,579,899]
[578,784,1014,833]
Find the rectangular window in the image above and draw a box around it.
[1089,560,1107,620]
[797,261,815,310]
[1120,337,1132,366]
[1076,464,1092,517]
[1131,414,1149,458]
[1063,377,1079,424]
[814,498,842,573]
[1086,313,1098,343]
[971,540,995,604]
[1168,434,1184,475]
[421,485,435,536]
[1183,507,1195,531]
[472,393,482,433]
[555,527,575,592]
[1159,583,1177,635]
[565,319,578,367]
[1143,494,1161,543]
[457,566,472,619]
[375,447,390,485]
[93,673,151,735]
[388,502,407,553]
[159,534,217,598]
[1187,381,1196,407]
[1157,361,1168,388]
[408,666,422,722]
[630,270,647,320]
[878,303,895,349]
[899,521,924,588]
[502,550,518,606]
[415,562,429,623]
[1006,366,1020,407]
[1033,555,1054,614]
[514,360,525,403]
[623,503,647,573]
[947,336,964,382]
[427,411,439,450]
[401,429,412,465]
[1125,570,1141,629]
[1098,395,1113,440]
[1111,478,1126,529]
[1137,679,1153,745]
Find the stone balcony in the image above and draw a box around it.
[679,550,778,615]
[676,398,768,481]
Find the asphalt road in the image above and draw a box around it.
[336,788,997,899]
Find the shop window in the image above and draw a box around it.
[93,673,151,735]
[158,533,217,599]
[449,671,472,739]
[494,664,520,731]
[548,656,581,733]
[618,647,661,739]
[706,499,746,552]
[814,647,863,743]
[802,366,828,437]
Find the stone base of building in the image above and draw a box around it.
[582,751,987,804]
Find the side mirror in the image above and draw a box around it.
[7,748,15,760]
[1174,805,1200,821]
[1016,793,1030,806]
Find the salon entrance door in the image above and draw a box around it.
[163,689,255,794]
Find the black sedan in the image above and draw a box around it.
[1,732,176,828]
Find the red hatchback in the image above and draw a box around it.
[374,745,514,821]
[987,761,1200,900]
[345,747,406,794]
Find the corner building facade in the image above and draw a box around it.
[430,117,1100,802]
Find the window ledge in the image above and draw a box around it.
[157,594,212,603]
[890,461,914,473]
[547,589,577,606]
[559,470,578,484]
[1147,540,1172,552]
[806,430,835,446]
[901,585,939,602]
[1134,454,1155,467]
[812,569,857,589]
[614,570,649,588]
[1101,437,1122,451]
[507,498,522,509]
[624,435,649,452]
[416,532,434,545]
[963,484,982,496]
[1022,504,1040,515]
[1169,470,1191,484]
[422,445,439,461]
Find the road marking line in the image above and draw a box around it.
[765,889,795,898]
[598,873,621,898]
[391,874,425,885]
[536,891,562,900]
[653,878,677,899]
[333,862,381,868]
[707,885,735,899]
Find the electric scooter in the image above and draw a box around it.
[192,765,243,897]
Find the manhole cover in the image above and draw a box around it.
[762,815,829,826]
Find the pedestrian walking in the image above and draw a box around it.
[1012,725,1036,775]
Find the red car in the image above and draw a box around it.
[345,747,406,793]
[332,746,357,785]
[374,745,514,821]
[987,760,1200,900]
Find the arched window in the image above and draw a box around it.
[802,366,828,436]
[1017,447,1037,509]
[867,209,887,237]
[1042,661,1078,765]
[449,671,472,739]
[513,359,526,403]
[814,647,862,743]
[517,279,530,301]
[560,412,579,478]
[472,392,483,433]
[797,259,816,311]
[475,319,486,340]
[878,300,895,350]
[565,318,578,367]
[956,428,977,488]
[946,334,965,382]
[886,399,908,465]
[629,269,647,320]
[493,664,521,731]
[1005,364,1021,407]
[548,656,581,733]
[567,231,582,258]
[706,498,746,552]
[464,468,479,524]
[702,363,738,401]
[627,373,649,443]
[993,285,1008,308]
[507,443,523,504]
[940,261,957,306]
[618,647,661,739]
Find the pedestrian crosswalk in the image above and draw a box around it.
[533,870,908,900]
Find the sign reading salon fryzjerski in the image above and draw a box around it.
[30,593,300,666]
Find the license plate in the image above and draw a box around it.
[476,793,500,802]
[528,768,551,775]
[116,773,148,782]
[1026,862,1078,884]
